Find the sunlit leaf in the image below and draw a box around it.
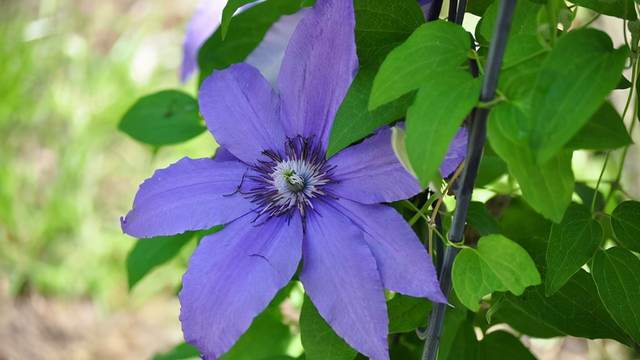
[452,234,541,311]
[488,104,574,223]
[406,71,481,186]
[369,20,470,110]
[153,342,200,360]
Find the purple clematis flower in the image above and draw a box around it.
[124,1,463,359]
[180,0,304,83]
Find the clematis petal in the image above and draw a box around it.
[212,147,237,162]
[277,0,358,148]
[199,63,287,163]
[121,157,253,238]
[180,0,226,83]
[246,10,307,85]
[333,198,446,303]
[180,213,302,359]
[300,201,389,360]
[440,127,468,178]
[327,127,421,204]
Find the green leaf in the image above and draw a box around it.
[126,232,195,290]
[118,90,204,146]
[488,104,574,222]
[498,34,548,100]
[475,145,507,187]
[406,71,481,186]
[592,247,640,343]
[198,0,303,80]
[388,294,432,334]
[221,307,292,360]
[565,101,632,150]
[478,331,535,360]
[498,197,551,271]
[153,343,200,360]
[478,0,541,43]
[300,295,356,360]
[220,0,258,39]
[528,29,628,163]
[611,200,640,251]
[442,317,479,360]
[437,294,472,360]
[567,0,636,19]
[492,269,631,343]
[466,201,500,236]
[353,0,425,68]
[389,332,423,359]
[327,68,415,157]
[327,0,424,156]
[544,203,603,296]
[467,0,495,16]
[452,234,541,311]
[574,182,606,213]
[369,20,471,110]
[617,75,632,89]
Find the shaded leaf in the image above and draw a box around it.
[198,0,303,81]
[221,306,292,360]
[220,0,258,39]
[327,0,424,156]
[574,182,605,212]
[328,68,414,157]
[406,71,481,186]
[611,200,640,251]
[592,247,640,343]
[300,295,356,360]
[118,90,204,146]
[388,294,431,334]
[452,234,541,311]
[529,29,628,162]
[566,102,632,150]
[442,317,479,360]
[126,232,195,290]
[568,0,637,19]
[492,270,630,343]
[498,197,551,271]
[369,20,471,109]
[478,331,535,359]
[545,204,603,296]
[438,294,475,360]
[475,145,508,187]
[467,201,501,236]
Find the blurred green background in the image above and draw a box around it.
[0,0,216,358]
[1,0,639,359]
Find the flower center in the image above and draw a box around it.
[245,136,334,219]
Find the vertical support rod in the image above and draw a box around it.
[421,0,517,359]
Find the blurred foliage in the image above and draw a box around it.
[0,0,215,305]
